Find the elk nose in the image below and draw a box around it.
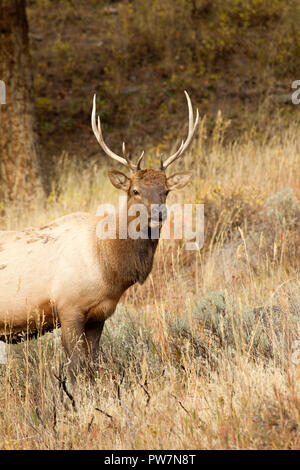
[152,205,168,223]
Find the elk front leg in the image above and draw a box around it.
[60,315,89,382]
[84,319,105,366]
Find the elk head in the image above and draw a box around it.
[91,91,199,233]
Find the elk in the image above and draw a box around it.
[0,91,198,380]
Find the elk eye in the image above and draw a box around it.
[133,189,139,196]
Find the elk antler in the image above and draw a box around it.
[161,91,199,170]
[92,92,198,172]
[91,94,144,172]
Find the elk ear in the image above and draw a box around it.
[108,169,131,192]
[167,171,193,191]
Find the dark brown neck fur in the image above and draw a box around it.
[97,228,159,293]
[113,236,158,287]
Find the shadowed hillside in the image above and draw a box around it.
[27,0,300,169]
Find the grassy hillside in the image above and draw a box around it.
[27,0,300,171]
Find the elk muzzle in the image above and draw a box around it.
[150,204,168,228]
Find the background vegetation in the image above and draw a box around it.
[0,0,300,450]
[26,0,300,172]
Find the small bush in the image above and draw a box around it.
[265,188,300,231]
[193,290,299,364]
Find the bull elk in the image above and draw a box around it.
[0,91,198,380]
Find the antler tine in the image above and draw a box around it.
[160,153,164,170]
[136,151,145,171]
[163,140,184,167]
[122,141,126,157]
[162,91,199,170]
[92,94,131,169]
[122,141,139,172]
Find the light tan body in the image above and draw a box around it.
[0,213,126,367]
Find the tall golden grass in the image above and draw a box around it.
[0,111,299,449]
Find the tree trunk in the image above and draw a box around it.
[0,0,48,201]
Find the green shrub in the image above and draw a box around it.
[265,189,300,231]
[193,290,299,364]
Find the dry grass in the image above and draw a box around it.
[0,114,300,449]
